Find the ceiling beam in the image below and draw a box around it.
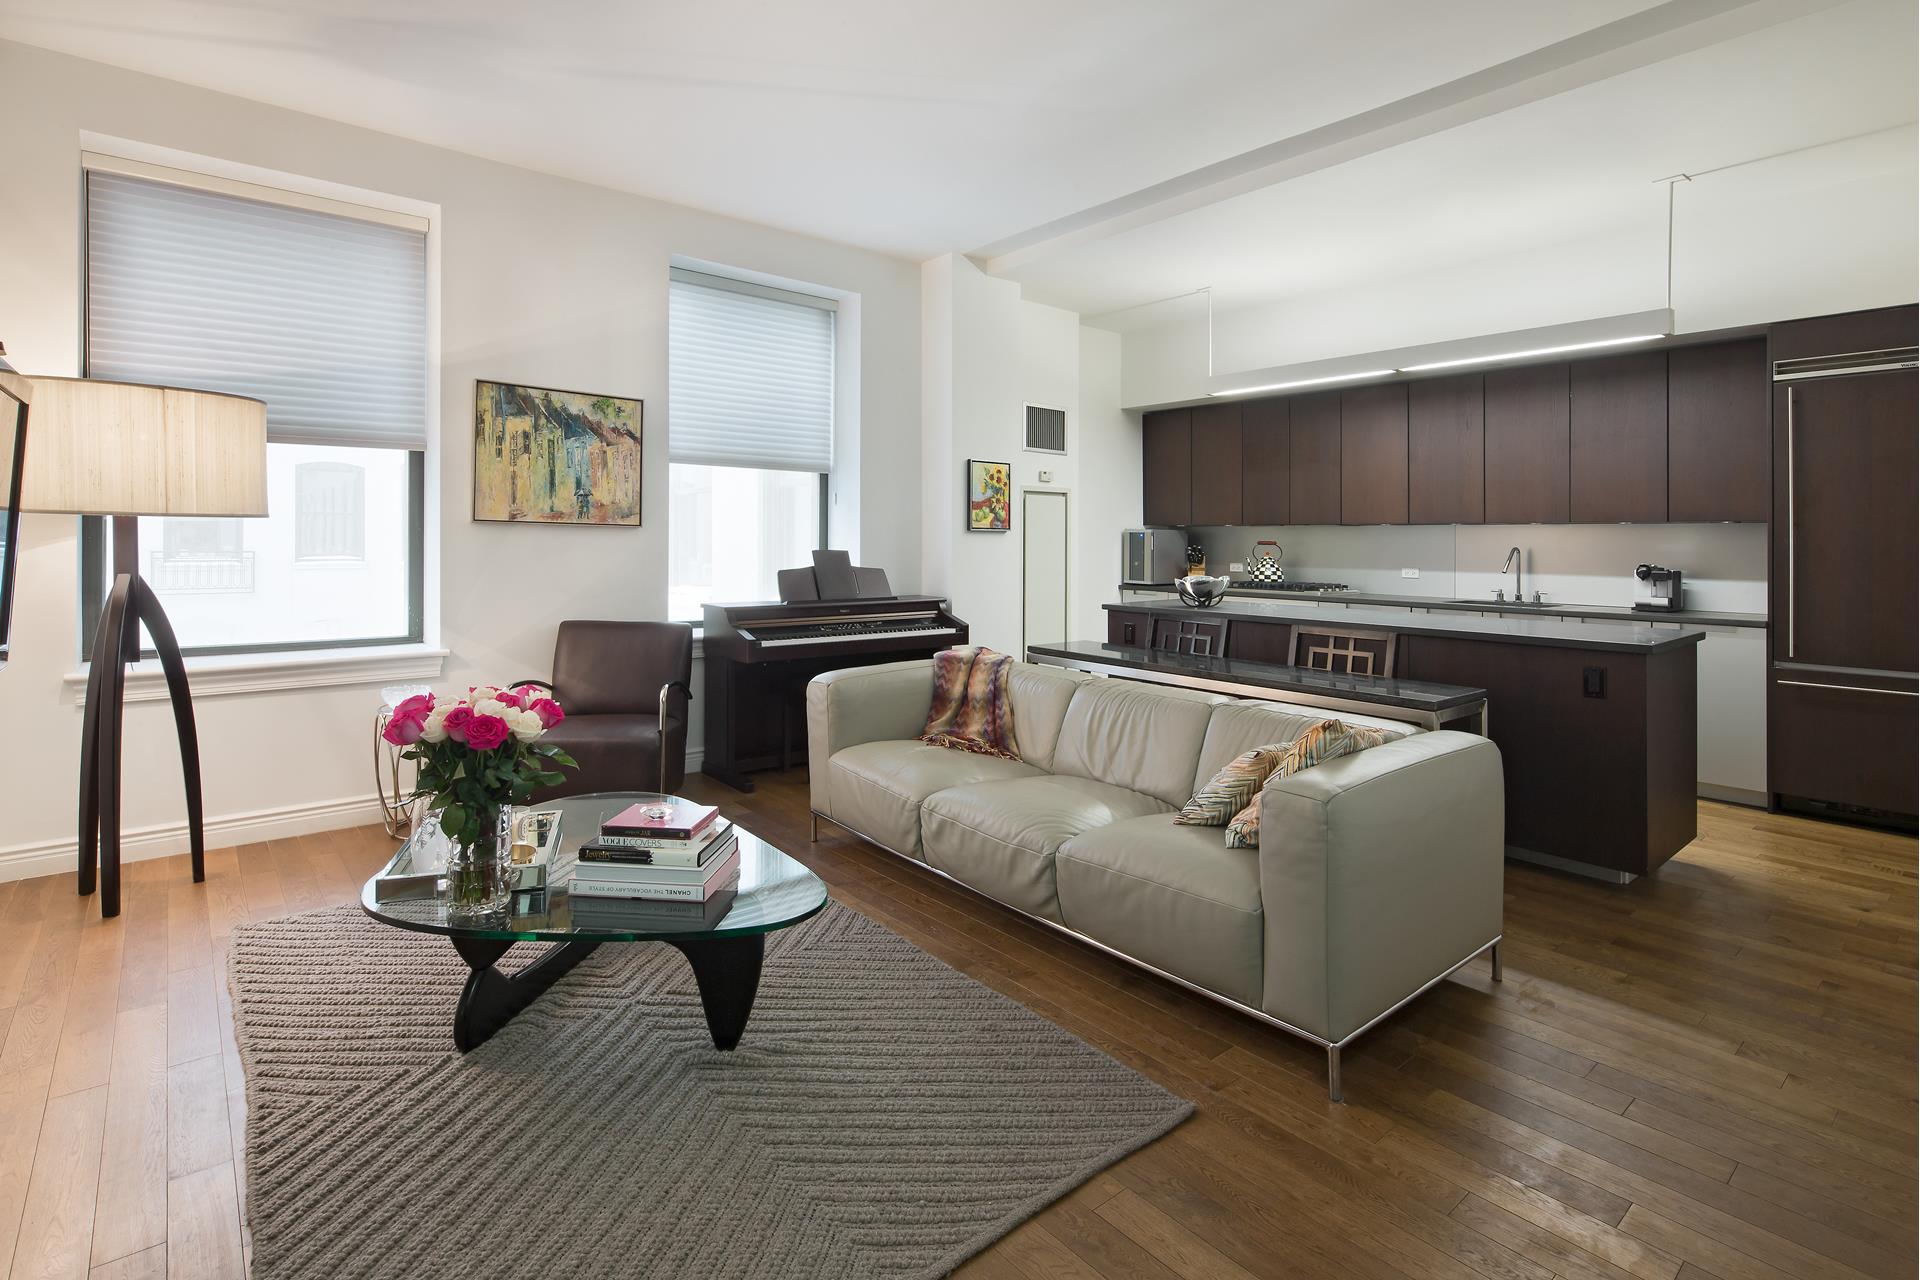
[971,0,1842,277]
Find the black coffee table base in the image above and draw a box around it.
[449,933,766,1053]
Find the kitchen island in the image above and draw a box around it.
[1098,598,1704,881]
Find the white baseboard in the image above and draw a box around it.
[1,747,709,885]
[0,794,391,884]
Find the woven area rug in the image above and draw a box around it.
[229,901,1193,1280]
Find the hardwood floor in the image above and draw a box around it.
[0,781,1912,1279]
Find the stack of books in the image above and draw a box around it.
[568,798,740,904]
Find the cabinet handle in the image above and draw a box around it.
[1786,386,1796,659]
[1776,679,1918,697]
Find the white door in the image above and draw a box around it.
[1022,490,1069,658]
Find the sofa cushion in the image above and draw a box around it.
[922,776,1172,920]
[1057,814,1264,1006]
[825,741,1043,859]
[1051,680,1226,808]
[1192,701,1415,796]
[1005,664,1093,772]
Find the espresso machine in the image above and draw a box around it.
[1632,564,1684,612]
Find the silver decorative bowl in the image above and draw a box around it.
[1175,575,1231,608]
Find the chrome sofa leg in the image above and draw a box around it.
[1490,940,1503,982]
[810,812,819,843]
[1326,1045,1343,1103]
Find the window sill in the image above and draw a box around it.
[64,643,449,707]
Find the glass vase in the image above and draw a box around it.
[444,804,514,920]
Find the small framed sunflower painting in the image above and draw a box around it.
[965,459,1012,532]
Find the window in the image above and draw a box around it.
[667,268,834,621]
[80,164,428,656]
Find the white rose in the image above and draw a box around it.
[420,703,450,743]
[509,707,544,743]
[472,697,507,719]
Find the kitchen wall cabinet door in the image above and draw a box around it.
[1188,403,1243,525]
[1289,392,1342,525]
[1408,374,1484,524]
[1340,383,1409,524]
[1142,408,1191,527]
[1484,363,1570,524]
[1571,350,1667,523]
[1667,340,1768,522]
[1240,397,1291,525]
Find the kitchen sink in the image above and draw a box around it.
[1445,598,1563,610]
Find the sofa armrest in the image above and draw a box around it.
[1256,731,1504,1043]
[805,660,937,814]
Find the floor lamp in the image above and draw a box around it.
[22,377,267,918]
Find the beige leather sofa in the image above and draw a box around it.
[806,657,1505,1099]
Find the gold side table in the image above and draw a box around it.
[374,684,431,838]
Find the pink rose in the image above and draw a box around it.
[381,709,426,746]
[529,697,565,730]
[464,713,511,751]
[494,688,526,710]
[393,692,434,720]
[441,705,474,743]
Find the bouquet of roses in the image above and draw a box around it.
[382,685,577,849]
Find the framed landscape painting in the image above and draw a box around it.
[473,380,643,525]
[966,458,1011,532]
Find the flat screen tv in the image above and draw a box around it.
[0,351,28,670]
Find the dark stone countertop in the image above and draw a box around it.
[1026,640,1487,713]
[1116,583,1764,629]
[1103,597,1707,653]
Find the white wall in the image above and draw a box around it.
[0,39,921,876]
[919,254,1136,655]
[1119,127,1920,408]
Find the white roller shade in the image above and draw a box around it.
[668,273,834,472]
[85,170,429,450]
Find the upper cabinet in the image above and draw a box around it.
[1188,403,1244,525]
[1241,397,1291,525]
[1142,407,1191,527]
[1290,392,1342,525]
[1340,383,1409,524]
[1484,363,1570,524]
[1668,340,1768,523]
[1408,374,1484,524]
[1571,350,1667,523]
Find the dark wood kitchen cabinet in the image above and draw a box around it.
[1484,362,1570,524]
[1667,339,1768,522]
[1106,610,1149,647]
[1289,392,1342,525]
[1408,374,1484,524]
[1240,397,1290,525]
[1340,383,1409,524]
[1141,408,1191,527]
[1767,304,1918,818]
[1188,403,1243,525]
[1571,350,1667,523]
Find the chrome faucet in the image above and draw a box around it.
[1499,546,1522,604]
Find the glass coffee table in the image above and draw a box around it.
[361,792,828,1053]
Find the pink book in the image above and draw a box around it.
[602,798,719,840]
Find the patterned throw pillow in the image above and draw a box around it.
[1221,719,1394,848]
[1176,743,1291,826]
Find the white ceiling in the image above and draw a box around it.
[0,0,1662,259]
[1019,0,1918,322]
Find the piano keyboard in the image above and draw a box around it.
[750,620,960,647]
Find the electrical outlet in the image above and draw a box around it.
[1400,568,1420,579]
[1229,561,1245,573]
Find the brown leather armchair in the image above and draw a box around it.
[517,620,693,800]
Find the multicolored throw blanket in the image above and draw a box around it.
[921,646,1021,760]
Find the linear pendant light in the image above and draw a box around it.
[1206,308,1673,397]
